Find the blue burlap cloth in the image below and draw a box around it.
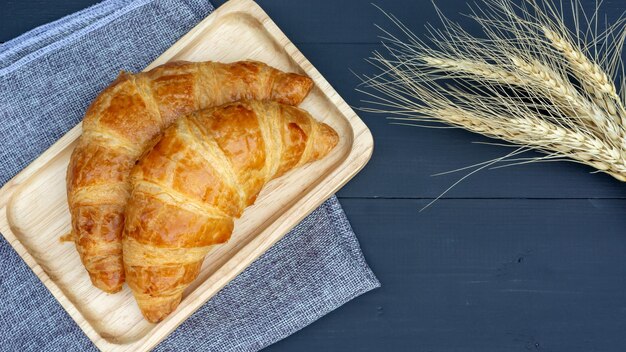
[0,0,379,350]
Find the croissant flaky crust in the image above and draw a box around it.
[66,61,313,293]
[123,100,339,323]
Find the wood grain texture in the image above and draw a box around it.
[4,0,626,351]
[0,0,101,42]
[0,0,372,350]
[272,198,626,352]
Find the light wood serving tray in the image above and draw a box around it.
[0,0,372,351]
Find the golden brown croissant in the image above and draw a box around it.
[66,61,313,293]
[123,100,339,323]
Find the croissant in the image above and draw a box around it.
[122,100,339,322]
[66,61,313,293]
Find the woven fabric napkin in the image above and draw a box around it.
[0,0,379,350]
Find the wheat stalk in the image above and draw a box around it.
[359,0,626,182]
[422,57,529,85]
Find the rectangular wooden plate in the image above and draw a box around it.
[0,0,373,350]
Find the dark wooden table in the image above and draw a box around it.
[4,0,626,350]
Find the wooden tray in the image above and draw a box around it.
[0,0,372,350]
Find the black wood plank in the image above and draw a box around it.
[215,0,626,44]
[267,198,626,351]
[0,0,100,42]
[6,0,625,44]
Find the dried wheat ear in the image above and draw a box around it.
[359,0,626,182]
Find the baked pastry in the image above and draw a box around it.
[66,61,313,293]
[123,100,339,322]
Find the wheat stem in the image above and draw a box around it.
[422,57,527,84]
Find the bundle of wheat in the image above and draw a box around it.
[359,0,626,185]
